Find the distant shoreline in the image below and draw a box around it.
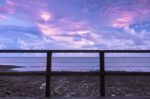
[0,65,150,73]
[0,65,20,72]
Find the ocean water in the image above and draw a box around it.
[0,57,150,72]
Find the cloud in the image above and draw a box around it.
[37,23,60,36]
[40,11,53,21]
[36,14,96,48]
[52,36,95,48]
[0,44,6,49]
[0,14,7,19]
[1,0,150,50]
[0,0,15,14]
[111,12,136,28]
[17,36,54,50]
[17,39,30,49]
[124,26,136,35]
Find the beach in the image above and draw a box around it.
[0,75,149,97]
[0,65,149,97]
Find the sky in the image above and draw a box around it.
[0,0,150,50]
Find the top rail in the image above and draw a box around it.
[0,50,150,53]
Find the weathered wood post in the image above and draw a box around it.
[45,52,52,97]
[99,51,105,96]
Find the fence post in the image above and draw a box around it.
[45,52,52,97]
[99,51,105,96]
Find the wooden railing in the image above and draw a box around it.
[0,50,150,97]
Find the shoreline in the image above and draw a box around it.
[0,65,150,73]
[0,65,20,72]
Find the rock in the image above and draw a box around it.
[70,92,76,95]
[117,88,121,91]
[65,93,71,97]
[125,94,132,96]
[39,83,45,89]
[5,90,11,96]
[111,94,115,96]
[0,76,150,97]
[51,90,57,95]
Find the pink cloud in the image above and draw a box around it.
[138,0,149,3]
[37,21,96,48]
[57,18,89,31]
[112,12,136,28]
[50,36,94,48]
[112,16,133,28]
[0,0,15,14]
[7,0,51,22]
[0,14,7,19]
[40,11,53,21]
[37,23,60,36]
[69,30,90,36]
[100,0,150,28]
[37,16,91,37]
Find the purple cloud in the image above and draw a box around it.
[0,0,150,50]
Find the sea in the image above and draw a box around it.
[0,57,150,72]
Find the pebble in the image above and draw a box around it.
[0,76,150,97]
[5,90,11,96]
[111,94,116,96]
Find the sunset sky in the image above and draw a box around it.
[0,0,150,50]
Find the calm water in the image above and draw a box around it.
[0,57,150,72]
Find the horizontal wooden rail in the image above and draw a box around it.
[0,50,150,53]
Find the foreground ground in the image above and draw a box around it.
[0,76,149,97]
